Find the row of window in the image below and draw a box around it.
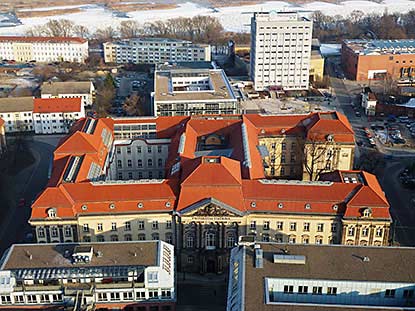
[0,294,62,305]
[117,145,164,154]
[96,289,172,302]
[249,221,335,233]
[279,286,414,299]
[82,220,171,232]
[117,158,164,168]
[118,170,164,180]
[86,232,172,243]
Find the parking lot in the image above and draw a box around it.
[111,71,150,116]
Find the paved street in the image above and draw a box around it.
[0,135,62,253]
[326,58,415,246]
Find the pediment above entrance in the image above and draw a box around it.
[179,198,244,217]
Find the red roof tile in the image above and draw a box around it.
[0,36,87,44]
[33,98,82,113]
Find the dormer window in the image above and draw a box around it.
[305,203,311,210]
[362,208,372,218]
[326,134,334,142]
[47,208,57,218]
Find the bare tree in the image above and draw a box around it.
[123,94,145,116]
[94,26,118,41]
[74,24,90,38]
[95,74,116,117]
[119,20,141,38]
[302,134,336,181]
[43,19,75,37]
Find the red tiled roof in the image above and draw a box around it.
[0,36,87,44]
[33,98,82,114]
[31,113,391,223]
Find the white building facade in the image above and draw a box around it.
[103,38,211,64]
[0,36,89,63]
[0,241,175,310]
[33,98,85,134]
[0,97,34,133]
[250,12,312,91]
[41,81,95,107]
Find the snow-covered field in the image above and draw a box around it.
[0,0,415,35]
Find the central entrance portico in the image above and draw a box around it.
[176,198,245,274]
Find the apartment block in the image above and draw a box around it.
[0,36,88,63]
[152,67,239,116]
[227,242,415,311]
[0,97,34,132]
[0,241,175,310]
[342,39,415,81]
[33,98,85,134]
[41,81,95,107]
[103,38,211,64]
[29,113,390,274]
[250,11,312,91]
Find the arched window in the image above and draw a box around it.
[186,235,194,248]
[152,233,159,240]
[315,236,323,244]
[97,235,105,242]
[301,235,310,244]
[360,240,368,246]
[206,232,216,249]
[124,234,132,241]
[227,234,235,248]
[362,208,372,218]
[148,159,153,167]
[47,208,56,218]
[138,234,146,241]
[110,235,119,241]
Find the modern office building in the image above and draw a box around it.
[152,66,239,116]
[0,36,88,63]
[29,113,390,274]
[33,98,85,134]
[41,81,95,108]
[0,97,34,132]
[342,39,415,81]
[227,242,415,311]
[103,38,211,64]
[250,11,313,91]
[0,241,175,310]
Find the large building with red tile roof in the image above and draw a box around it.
[0,36,88,63]
[29,113,390,273]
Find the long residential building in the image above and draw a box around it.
[227,242,415,311]
[0,36,88,63]
[152,66,239,116]
[41,81,95,108]
[103,38,211,64]
[33,98,85,134]
[250,11,312,91]
[0,97,34,132]
[342,39,415,81]
[0,97,85,134]
[29,113,390,274]
[0,241,175,310]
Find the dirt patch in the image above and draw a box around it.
[16,8,82,18]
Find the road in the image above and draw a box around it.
[327,58,415,246]
[0,135,62,254]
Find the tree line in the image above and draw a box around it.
[312,9,415,42]
[25,16,250,45]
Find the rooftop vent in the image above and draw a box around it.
[251,202,256,208]
[255,246,264,269]
[273,254,306,265]
[138,202,144,208]
[333,204,338,211]
[72,246,93,264]
[278,203,284,209]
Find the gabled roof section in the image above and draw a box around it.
[304,111,355,143]
[31,186,75,220]
[181,156,242,185]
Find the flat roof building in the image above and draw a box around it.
[342,39,415,81]
[152,67,239,116]
[0,241,175,310]
[0,36,88,63]
[250,12,312,91]
[227,242,415,311]
[103,37,211,64]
